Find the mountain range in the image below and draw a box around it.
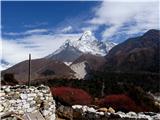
[46,30,116,63]
[2,29,160,83]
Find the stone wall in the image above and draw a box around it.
[0,85,56,120]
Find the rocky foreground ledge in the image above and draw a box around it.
[56,105,160,120]
[0,85,56,120]
[71,105,160,120]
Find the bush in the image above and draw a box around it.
[2,73,18,85]
[50,87,92,106]
[98,94,142,112]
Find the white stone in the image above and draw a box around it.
[42,110,50,116]
[0,92,5,96]
[20,94,28,99]
[137,113,152,119]
[116,111,126,118]
[87,107,96,113]
[50,105,55,109]
[29,88,34,91]
[42,90,47,93]
[38,93,43,97]
[96,112,104,116]
[45,96,49,100]
[82,106,88,112]
[28,93,36,97]
[17,105,22,110]
[18,110,24,114]
[27,97,34,101]
[0,112,5,116]
[72,105,83,109]
[17,103,23,107]
[23,103,30,109]
[27,107,35,113]
[9,100,16,104]
[0,105,4,112]
[35,90,39,93]
[1,86,7,89]
[127,112,137,118]
[49,114,56,120]
[1,97,5,100]
[2,102,10,107]
[5,87,10,92]
[40,97,44,100]
[30,101,36,105]
[152,114,160,120]
[22,100,27,104]
[16,99,22,103]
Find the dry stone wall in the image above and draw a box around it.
[0,85,56,120]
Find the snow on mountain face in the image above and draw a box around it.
[79,30,95,41]
[46,30,116,62]
[105,41,117,52]
[71,31,108,56]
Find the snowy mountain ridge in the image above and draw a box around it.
[49,30,116,57]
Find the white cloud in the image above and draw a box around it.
[81,25,98,32]
[88,0,159,41]
[60,26,73,33]
[24,22,48,28]
[4,29,49,36]
[24,29,48,34]
[1,33,81,65]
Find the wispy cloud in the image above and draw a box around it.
[1,33,81,65]
[60,26,73,33]
[88,0,159,41]
[24,29,48,34]
[24,22,48,28]
[3,29,49,36]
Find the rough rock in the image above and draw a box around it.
[71,105,160,120]
[0,85,56,120]
[97,108,108,113]
[56,105,73,120]
[108,107,115,113]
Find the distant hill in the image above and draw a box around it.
[103,29,160,73]
[2,58,75,83]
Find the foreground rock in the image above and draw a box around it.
[0,85,56,120]
[71,105,160,120]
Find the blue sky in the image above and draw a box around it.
[1,0,159,65]
[2,1,99,39]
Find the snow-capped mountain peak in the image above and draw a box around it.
[46,30,116,62]
[79,30,96,41]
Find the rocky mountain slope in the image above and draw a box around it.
[103,29,160,73]
[46,41,83,62]
[70,54,106,79]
